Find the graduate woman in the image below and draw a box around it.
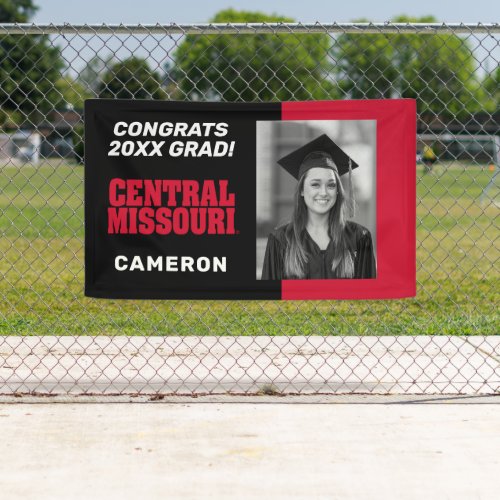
[261,134,376,280]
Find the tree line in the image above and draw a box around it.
[1,2,498,130]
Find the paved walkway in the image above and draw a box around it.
[1,336,499,395]
[0,401,498,499]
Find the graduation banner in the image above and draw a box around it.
[85,99,416,300]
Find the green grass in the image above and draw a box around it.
[1,161,499,335]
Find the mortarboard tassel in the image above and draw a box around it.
[348,157,355,218]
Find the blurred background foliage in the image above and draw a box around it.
[1,2,498,128]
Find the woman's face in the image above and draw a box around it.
[301,167,337,216]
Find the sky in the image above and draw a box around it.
[31,0,500,24]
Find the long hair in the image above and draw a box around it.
[284,170,355,278]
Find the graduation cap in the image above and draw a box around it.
[277,134,358,216]
[277,134,359,180]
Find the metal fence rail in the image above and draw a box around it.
[0,23,498,396]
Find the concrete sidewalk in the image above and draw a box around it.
[0,402,499,499]
[1,336,499,395]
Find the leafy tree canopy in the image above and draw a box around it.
[0,0,65,127]
[333,15,482,118]
[78,55,116,95]
[98,57,165,100]
[0,0,37,22]
[172,8,337,101]
[55,77,92,111]
[482,66,500,113]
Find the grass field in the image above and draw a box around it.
[0,161,498,335]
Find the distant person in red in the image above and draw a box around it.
[261,135,376,280]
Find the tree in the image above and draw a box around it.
[0,0,35,22]
[333,19,397,99]
[333,16,482,118]
[78,54,116,95]
[98,57,165,99]
[53,77,93,165]
[55,76,92,111]
[0,0,65,127]
[172,9,338,101]
[482,66,500,113]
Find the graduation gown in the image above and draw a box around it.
[261,221,376,280]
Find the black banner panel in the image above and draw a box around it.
[85,100,281,299]
[85,99,416,300]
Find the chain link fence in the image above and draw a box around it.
[0,23,499,396]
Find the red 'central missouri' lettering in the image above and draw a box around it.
[107,178,236,235]
[109,178,234,207]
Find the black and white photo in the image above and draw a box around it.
[256,120,377,280]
